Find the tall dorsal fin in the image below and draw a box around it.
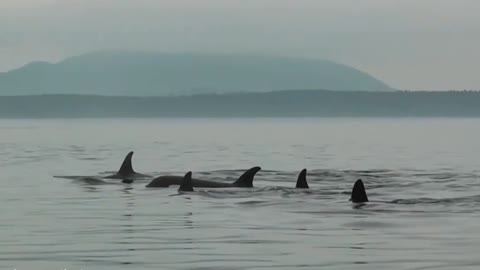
[118,151,135,176]
[350,179,368,203]
[233,166,261,187]
[296,169,309,188]
[179,171,194,192]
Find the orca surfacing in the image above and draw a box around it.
[295,169,309,189]
[350,179,368,203]
[146,166,261,188]
[178,171,194,192]
[103,151,151,182]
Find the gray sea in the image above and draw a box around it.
[1,118,479,270]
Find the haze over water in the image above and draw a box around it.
[1,118,479,269]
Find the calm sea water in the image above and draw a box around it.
[1,118,480,270]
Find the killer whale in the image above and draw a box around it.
[295,169,309,188]
[178,171,194,192]
[350,179,368,203]
[146,166,261,188]
[54,151,150,183]
[103,151,151,182]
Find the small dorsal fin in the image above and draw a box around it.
[296,169,309,188]
[350,179,368,203]
[118,151,135,176]
[233,166,261,187]
[179,171,194,192]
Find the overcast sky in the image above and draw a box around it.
[1,0,479,90]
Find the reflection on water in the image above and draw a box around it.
[1,118,480,269]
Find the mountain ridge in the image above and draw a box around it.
[0,51,394,95]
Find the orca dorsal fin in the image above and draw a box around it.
[296,169,309,188]
[350,179,368,203]
[179,171,194,192]
[118,151,135,176]
[233,166,261,187]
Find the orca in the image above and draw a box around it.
[146,166,261,188]
[178,171,194,192]
[295,169,309,189]
[103,151,150,183]
[350,179,368,203]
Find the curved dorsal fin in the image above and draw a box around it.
[233,166,261,187]
[179,171,194,192]
[296,169,309,188]
[118,151,135,176]
[350,179,368,203]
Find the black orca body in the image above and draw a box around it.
[55,151,150,183]
[295,169,309,189]
[350,179,368,203]
[103,151,151,182]
[146,166,261,188]
[178,171,194,192]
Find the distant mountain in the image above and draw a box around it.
[0,51,394,95]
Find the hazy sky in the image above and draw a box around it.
[1,0,479,90]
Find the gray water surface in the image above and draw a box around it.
[1,118,479,270]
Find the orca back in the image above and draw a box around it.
[350,179,368,203]
[118,151,135,176]
[295,169,309,188]
[179,171,194,192]
[233,166,261,187]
